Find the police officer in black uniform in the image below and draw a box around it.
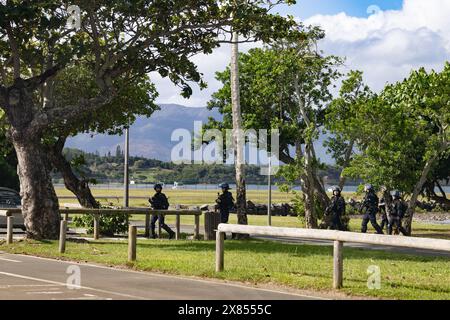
[149,183,175,239]
[360,184,384,234]
[326,186,346,231]
[388,191,408,236]
[216,183,235,224]
[379,194,392,233]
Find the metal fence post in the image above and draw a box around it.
[6,216,13,245]
[59,220,67,254]
[216,231,224,272]
[128,225,137,262]
[333,240,344,289]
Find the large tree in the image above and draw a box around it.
[45,64,158,208]
[324,70,374,190]
[206,28,342,228]
[0,109,19,190]
[0,0,301,239]
[344,63,450,235]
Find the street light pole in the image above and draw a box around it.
[124,126,130,208]
[267,152,272,226]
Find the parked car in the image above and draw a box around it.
[0,187,25,230]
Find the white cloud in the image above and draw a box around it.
[152,0,450,106]
[305,0,450,91]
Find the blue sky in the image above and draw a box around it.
[276,0,404,18]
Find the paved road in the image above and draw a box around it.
[0,252,324,300]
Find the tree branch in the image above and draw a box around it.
[5,23,20,79]
[24,64,63,90]
[0,85,6,108]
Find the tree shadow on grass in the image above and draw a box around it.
[85,237,450,266]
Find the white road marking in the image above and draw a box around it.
[0,284,62,288]
[26,291,64,295]
[0,271,146,300]
[0,257,21,263]
[60,297,111,300]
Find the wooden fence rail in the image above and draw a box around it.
[215,224,450,289]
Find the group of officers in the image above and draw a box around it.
[148,182,408,239]
[327,184,408,235]
[147,182,234,239]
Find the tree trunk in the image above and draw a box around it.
[47,138,99,208]
[302,176,317,228]
[12,134,60,239]
[338,140,354,190]
[304,144,318,228]
[404,155,439,235]
[295,140,317,228]
[230,30,248,232]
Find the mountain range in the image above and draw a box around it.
[66,104,333,164]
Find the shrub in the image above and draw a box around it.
[73,211,129,236]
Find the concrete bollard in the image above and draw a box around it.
[128,225,137,262]
[204,212,220,241]
[6,216,13,245]
[333,240,344,289]
[59,220,67,254]
[93,214,100,240]
[215,231,224,272]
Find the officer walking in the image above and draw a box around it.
[148,183,175,239]
[326,186,346,231]
[216,183,235,224]
[360,184,384,234]
[379,194,392,233]
[388,191,408,236]
[216,183,235,239]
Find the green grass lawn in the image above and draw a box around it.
[123,214,450,240]
[56,187,294,206]
[2,238,449,300]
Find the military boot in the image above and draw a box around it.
[162,225,175,239]
[150,226,157,239]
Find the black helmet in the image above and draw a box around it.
[364,184,374,192]
[154,183,163,190]
[392,190,401,199]
[332,186,341,193]
[219,183,230,190]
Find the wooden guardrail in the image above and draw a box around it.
[1,208,202,259]
[215,224,450,289]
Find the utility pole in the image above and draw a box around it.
[267,152,272,226]
[124,125,130,208]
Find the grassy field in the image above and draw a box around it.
[55,187,450,240]
[2,238,449,300]
[55,187,294,206]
